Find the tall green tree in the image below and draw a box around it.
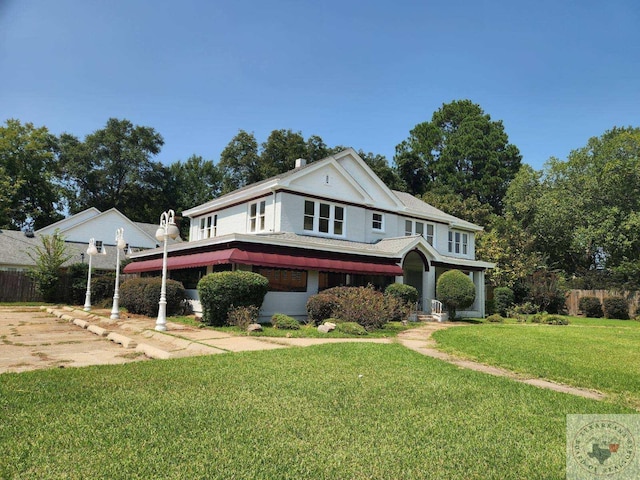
[394,100,522,213]
[358,150,407,191]
[0,119,63,230]
[260,129,308,178]
[169,155,222,236]
[532,127,640,274]
[58,118,165,223]
[218,130,261,193]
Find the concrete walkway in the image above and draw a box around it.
[397,322,606,401]
[0,306,607,402]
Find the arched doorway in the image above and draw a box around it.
[402,250,428,310]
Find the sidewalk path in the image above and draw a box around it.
[396,322,606,401]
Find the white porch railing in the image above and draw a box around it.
[431,299,448,322]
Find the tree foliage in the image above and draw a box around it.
[27,230,72,302]
[394,99,522,213]
[59,118,166,222]
[0,119,63,229]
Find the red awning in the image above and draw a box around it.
[123,248,403,276]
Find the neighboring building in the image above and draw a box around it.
[0,207,174,272]
[124,149,494,319]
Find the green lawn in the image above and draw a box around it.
[1,343,632,479]
[433,320,640,408]
[211,320,413,338]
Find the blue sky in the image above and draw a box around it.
[1,0,638,171]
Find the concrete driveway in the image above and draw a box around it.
[0,306,150,373]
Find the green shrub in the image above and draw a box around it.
[306,293,339,325]
[526,270,567,314]
[493,287,514,316]
[335,322,368,335]
[436,270,476,319]
[544,315,569,325]
[384,283,419,305]
[271,313,300,330]
[197,271,268,326]
[578,296,603,318]
[530,313,544,324]
[485,314,504,323]
[67,263,89,305]
[227,305,259,330]
[120,277,186,317]
[485,299,495,316]
[320,286,402,331]
[91,273,116,305]
[603,297,630,320]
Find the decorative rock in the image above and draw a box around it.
[247,323,262,332]
[73,318,89,329]
[324,322,336,329]
[317,324,333,333]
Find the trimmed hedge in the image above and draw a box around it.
[493,287,514,317]
[384,283,419,305]
[436,270,476,319]
[578,296,603,318]
[603,297,629,320]
[271,313,300,330]
[120,277,186,317]
[197,271,268,326]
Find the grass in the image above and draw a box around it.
[170,315,415,338]
[433,318,640,408]
[0,343,632,479]
[216,320,414,338]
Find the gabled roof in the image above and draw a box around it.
[182,148,482,231]
[392,191,483,231]
[37,207,181,246]
[183,148,405,217]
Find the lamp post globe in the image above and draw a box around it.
[83,238,99,311]
[156,209,179,331]
[110,228,126,320]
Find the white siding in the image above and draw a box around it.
[53,210,156,248]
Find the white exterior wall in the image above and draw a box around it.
[54,211,156,248]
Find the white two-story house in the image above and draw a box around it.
[124,149,493,319]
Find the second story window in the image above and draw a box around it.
[199,215,217,239]
[405,220,435,246]
[249,200,266,232]
[303,200,345,236]
[448,231,468,255]
[372,212,384,231]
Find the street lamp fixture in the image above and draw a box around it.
[155,209,180,331]
[83,238,102,311]
[110,228,127,320]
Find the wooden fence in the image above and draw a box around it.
[0,271,41,302]
[566,289,639,317]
